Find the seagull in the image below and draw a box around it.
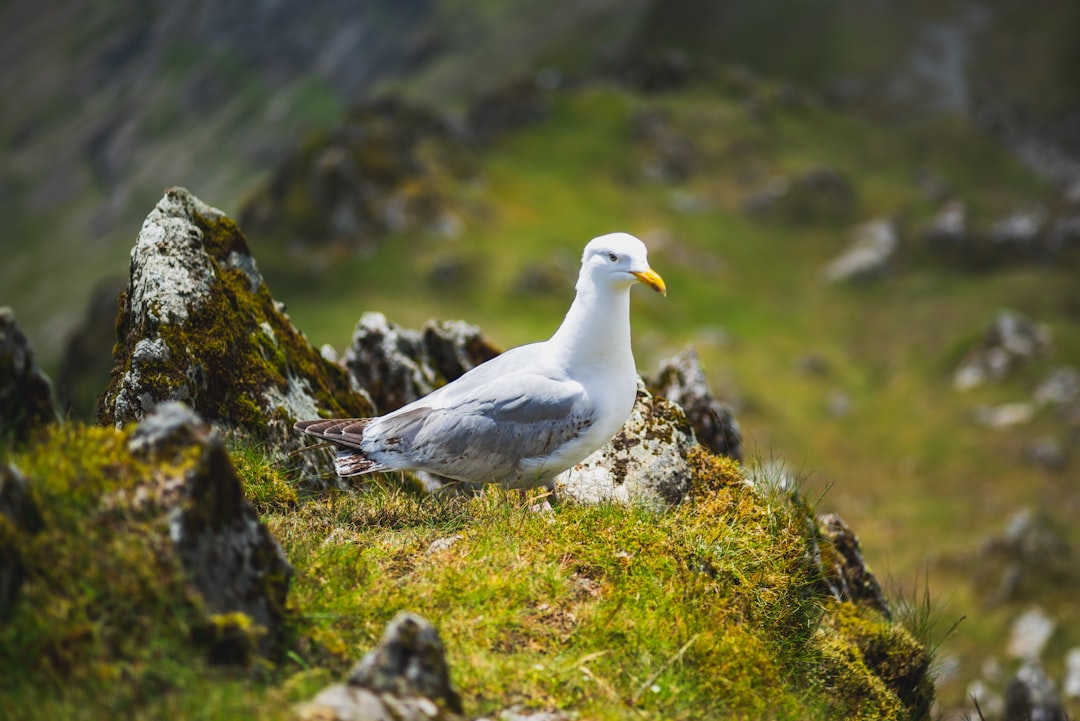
[294,232,666,490]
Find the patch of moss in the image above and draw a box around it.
[822,601,934,719]
[0,424,204,690]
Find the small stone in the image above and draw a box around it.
[1063,648,1080,700]
[954,310,1051,390]
[821,219,899,284]
[974,402,1036,428]
[1025,437,1066,472]
[348,612,463,714]
[923,199,968,248]
[1004,659,1067,721]
[826,390,851,417]
[1034,367,1080,407]
[425,535,463,555]
[1006,606,1056,660]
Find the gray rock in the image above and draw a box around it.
[954,309,1052,390]
[349,612,462,710]
[556,379,697,509]
[97,188,372,484]
[298,612,464,721]
[989,206,1048,254]
[1047,212,1080,255]
[343,311,500,415]
[127,402,292,661]
[977,508,1070,605]
[1006,606,1056,661]
[0,307,61,443]
[1064,647,1080,700]
[922,199,968,248]
[1034,366,1080,407]
[973,401,1036,428]
[0,463,43,623]
[1025,437,1067,472]
[647,345,742,461]
[814,512,891,619]
[1004,660,1067,721]
[821,218,899,284]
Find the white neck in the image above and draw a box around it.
[548,275,634,374]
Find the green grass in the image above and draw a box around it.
[2,426,929,719]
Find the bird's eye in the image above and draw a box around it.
[607,252,618,262]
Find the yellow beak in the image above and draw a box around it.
[632,268,667,296]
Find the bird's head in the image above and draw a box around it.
[580,232,667,296]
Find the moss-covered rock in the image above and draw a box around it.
[97,187,373,484]
[0,463,42,623]
[814,601,934,720]
[1,401,291,692]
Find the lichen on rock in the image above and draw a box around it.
[97,187,373,483]
[343,311,500,415]
[556,379,698,508]
[126,401,293,659]
[646,345,742,461]
[1,402,292,679]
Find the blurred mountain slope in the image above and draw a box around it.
[2,0,1078,365]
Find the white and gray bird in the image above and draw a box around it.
[294,232,666,490]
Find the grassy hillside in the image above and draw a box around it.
[2,422,931,719]
[251,80,1077,709]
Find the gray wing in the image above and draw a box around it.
[364,371,596,484]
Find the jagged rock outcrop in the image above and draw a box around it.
[815,513,892,619]
[646,345,742,461]
[97,187,373,482]
[0,307,61,442]
[953,309,1052,390]
[297,612,465,721]
[343,311,501,414]
[556,380,697,508]
[125,402,293,660]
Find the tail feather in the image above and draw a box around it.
[295,417,385,477]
